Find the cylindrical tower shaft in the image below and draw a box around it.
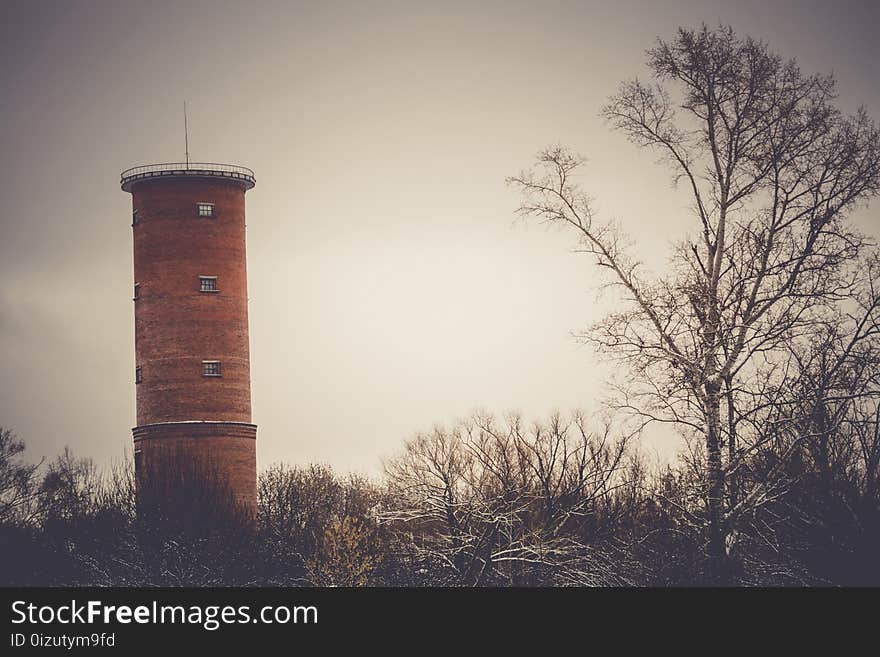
[121,163,257,518]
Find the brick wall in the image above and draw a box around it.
[133,422,257,516]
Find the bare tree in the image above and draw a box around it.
[509,25,880,581]
[0,427,40,525]
[257,464,387,585]
[382,412,634,585]
[748,256,880,583]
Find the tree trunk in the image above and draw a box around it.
[705,382,727,584]
[725,376,738,512]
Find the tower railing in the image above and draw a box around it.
[120,162,256,190]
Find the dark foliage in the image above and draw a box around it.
[1,403,877,586]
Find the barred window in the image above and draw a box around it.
[132,209,139,225]
[202,360,221,377]
[199,276,218,292]
[197,203,214,217]
[135,366,143,384]
[134,283,140,300]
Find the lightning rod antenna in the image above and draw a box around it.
[184,101,190,167]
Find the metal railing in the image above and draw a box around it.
[120,162,256,190]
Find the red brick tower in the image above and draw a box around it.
[121,163,257,518]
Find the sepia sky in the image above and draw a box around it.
[1,0,878,477]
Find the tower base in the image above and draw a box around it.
[132,421,257,520]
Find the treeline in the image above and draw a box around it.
[1,407,877,586]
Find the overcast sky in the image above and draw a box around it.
[1,0,878,477]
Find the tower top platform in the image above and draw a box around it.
[120,162,256,192]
